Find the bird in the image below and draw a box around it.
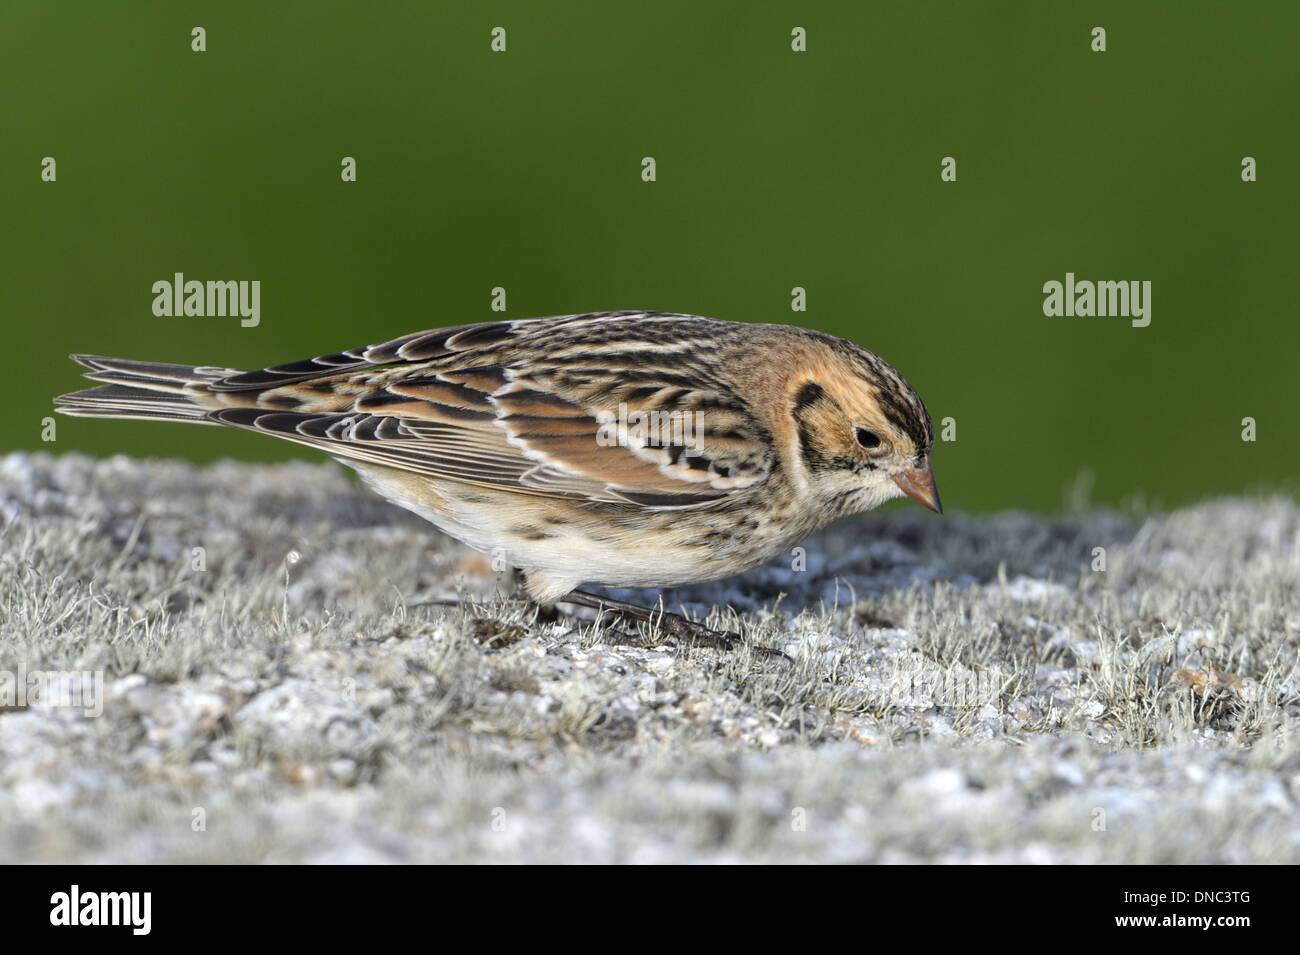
[55,311,941,651]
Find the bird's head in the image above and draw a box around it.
[786,336,941,517]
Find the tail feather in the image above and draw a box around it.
[55,355,240,424]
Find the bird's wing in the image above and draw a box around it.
[201,314,775,509]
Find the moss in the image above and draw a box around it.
[0,452,1296,862]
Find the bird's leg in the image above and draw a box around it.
[555,589,789,659]
[556,589,732,648]
[412,573,785,659]
[494,563,521,599]
[512,572,560,623]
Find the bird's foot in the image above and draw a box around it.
[555,589,790,661]
[411,580,789,661]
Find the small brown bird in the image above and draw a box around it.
[56,312,940,647]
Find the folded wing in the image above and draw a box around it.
[185,314,773,509]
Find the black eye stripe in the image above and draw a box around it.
[792,381,826,413]
[796,421,828,471]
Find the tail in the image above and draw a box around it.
[55,355,238,424]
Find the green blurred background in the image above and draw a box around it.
[4,1,1296,514]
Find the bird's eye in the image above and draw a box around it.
[855,427,882,450]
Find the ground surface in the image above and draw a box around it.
[1,451,1297,863]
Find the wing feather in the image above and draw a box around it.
[198,314,774,509]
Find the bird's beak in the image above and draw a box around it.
[892,458,942,514]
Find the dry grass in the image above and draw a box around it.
[1,451,1297,862]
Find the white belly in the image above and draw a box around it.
[349,462,724,601]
